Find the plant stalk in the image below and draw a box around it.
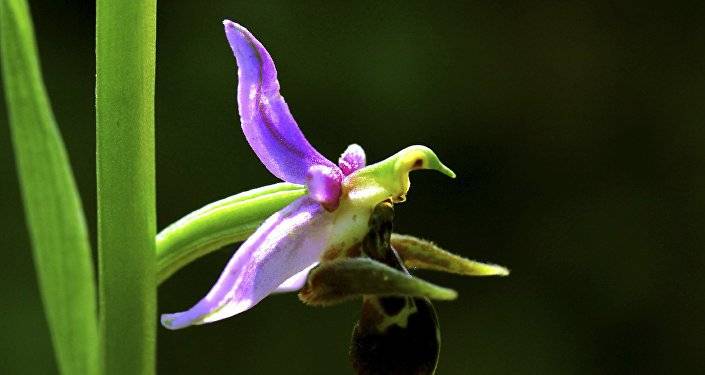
[96,0,157,373]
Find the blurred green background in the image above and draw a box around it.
[2,1,704,373]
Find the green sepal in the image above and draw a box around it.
[156,183,305,283]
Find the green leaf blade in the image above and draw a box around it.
[0,1,99,374]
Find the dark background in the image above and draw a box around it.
[2,1,704,373]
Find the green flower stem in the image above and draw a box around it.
[1,1,99,374]
[96,0,157,374]
[157,183,305,284]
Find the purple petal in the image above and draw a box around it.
[338,144,366,175]
[273,262,318,293]
[161,196,332,329]
[224,20,339,184]
[306,165,343,211]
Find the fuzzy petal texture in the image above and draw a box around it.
[224,20,339,184]
[391,234,509,276]
[161,196,332,329]
[339,144,366,175]
[298,258,457,306]
[306,164,343,211]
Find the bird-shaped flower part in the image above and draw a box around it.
[161,21,504,330]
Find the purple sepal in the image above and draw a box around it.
[339,144,366,175]
[306,165,343,211]
[161,196,332,329]
[224,20,339,184]
[274,262,318,293]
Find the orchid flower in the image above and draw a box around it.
[161,21,507,330]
